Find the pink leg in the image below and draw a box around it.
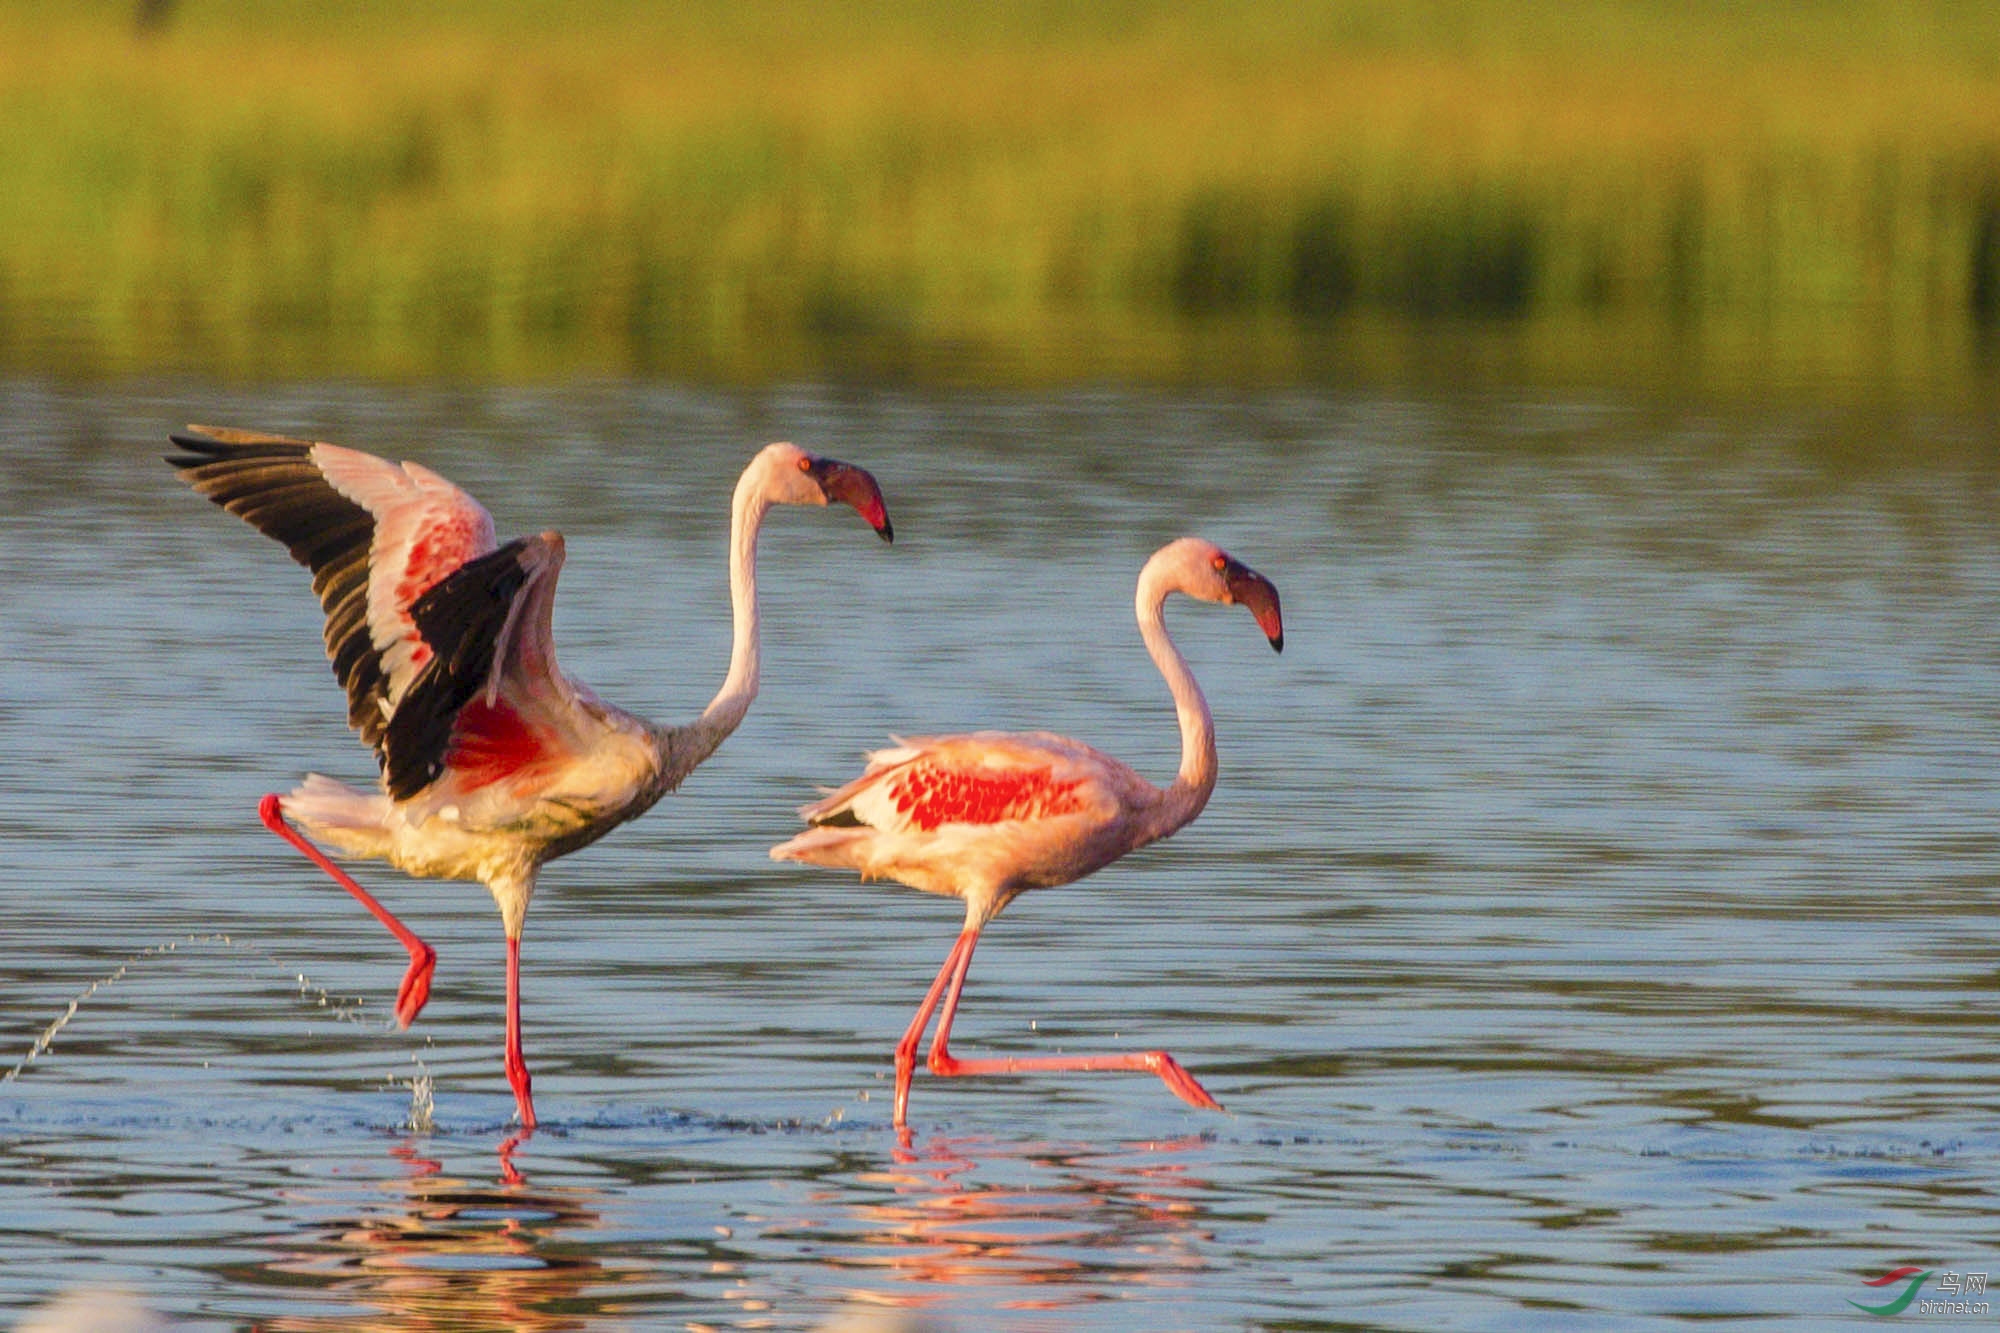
[923,930,1224,1115]
[504,934,536,1130]
[259,793,436,1028]
[893,929,979,1129]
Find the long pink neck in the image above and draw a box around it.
[660,463,771,782]
[1133,562,1218,844]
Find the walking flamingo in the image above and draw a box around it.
[168,425,892,1131]
[771,537,1281,1129]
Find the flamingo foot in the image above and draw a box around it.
[1144,1051,1224,1112]
[924,1047,1226,1115]
[505,1048,536,1131]
[394,945,437,1029]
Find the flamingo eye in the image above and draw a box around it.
[1212,554,1227,571]
[797,455,813,472]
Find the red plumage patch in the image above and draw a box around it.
[445,697,553,790]
[393,516,484,621]
[889,764,1085,831]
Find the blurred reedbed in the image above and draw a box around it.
[3,0,1999,390]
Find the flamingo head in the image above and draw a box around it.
[1167,537,1284,651]
[757,442,894,542]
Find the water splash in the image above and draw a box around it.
[404,1052,436,1133]
[2,932,371,1084]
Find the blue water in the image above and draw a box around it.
[2,378,1998,1329]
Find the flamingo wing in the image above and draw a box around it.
[168,426,498,760]
[802,732,1127,835]
[386,531,583,803]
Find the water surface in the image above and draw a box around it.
[2,379,1998,1329]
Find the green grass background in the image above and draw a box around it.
[6,0,2000,391]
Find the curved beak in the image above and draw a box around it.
[808,457,894,542]
[1224,560,1283,651]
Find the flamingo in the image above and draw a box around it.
[771,536,1281,1129]
[168,425,892,1132]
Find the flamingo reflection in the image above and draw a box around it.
[247,1142,633,1332]
[812,1134,1215,1315]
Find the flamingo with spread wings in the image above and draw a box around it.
[169,426,892,1130]
[772,537,1280,1129]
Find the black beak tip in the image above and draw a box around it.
[1269,633,1284,653]
[877,520,895,543]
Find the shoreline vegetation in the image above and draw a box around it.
[6,0,2000,397]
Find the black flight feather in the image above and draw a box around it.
[167,429,397,753]
[381,538,534,800]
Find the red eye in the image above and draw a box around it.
[1212,555,1227,571]
[797,456,812,472]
